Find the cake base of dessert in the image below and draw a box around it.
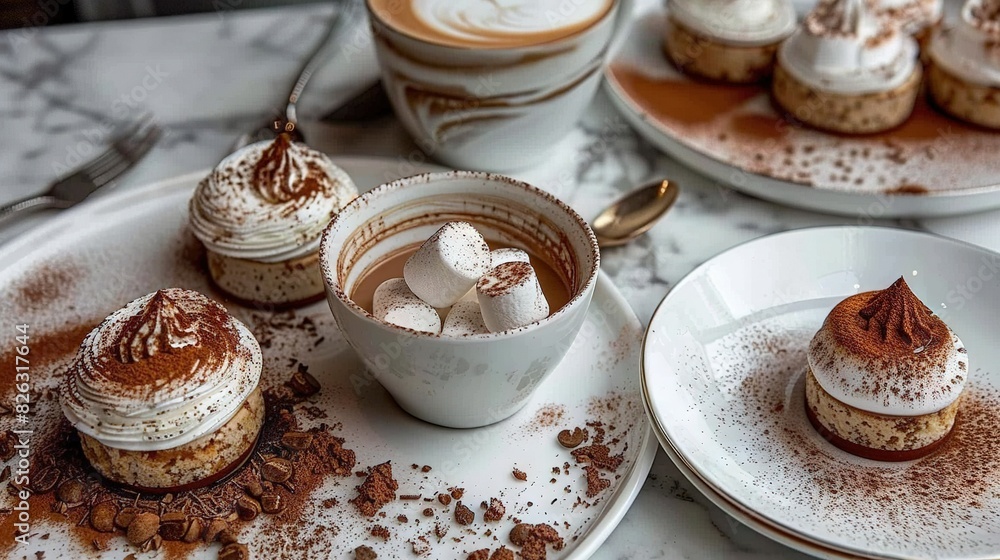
[927,62,1000,130]
[207,249,326,308]
[662,16,779,84]
[79,386,265,492]
[805,370,958,461]
[772,63,923,134]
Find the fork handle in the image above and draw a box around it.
[0,195,63,223]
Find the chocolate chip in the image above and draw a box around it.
[288,368,321,397]
[126,512,160,546]
[218,542,250,560]
[90,502,117,533]
[354,545,377,560]
[260,493,284,514]
[56,479,85,505]
[261,457,293,484]
[159,512,190,541]
[454,501,474,526]
[557,427,587,448]
[236,496,261,521]
[281,431,314,451]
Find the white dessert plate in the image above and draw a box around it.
[0,157,656,559]
[642,225,1000,560]
[604,0,1000,218]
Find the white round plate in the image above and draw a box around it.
[0,157,656,559]
[642,226,1000,560]
[604,0,1000,218]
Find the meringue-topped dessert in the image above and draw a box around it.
[805,278,968,461]
[61,288,264,491]
[189,134,358,307]
[664,0,797,83]
[927,0,1000,130]
[773,0,922,134]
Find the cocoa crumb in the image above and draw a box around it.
[454,501,474,525]
[483,498,505,522]
[512,468,527,481]
[438,493,452,506]
[584,466,611,497]
[370,524,390,540]
[354,545,377,560]
[350,462,398,517]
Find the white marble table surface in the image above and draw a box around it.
[1,4,998,559]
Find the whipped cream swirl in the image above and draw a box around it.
[189,135,358,263]
[61,289,262,452]
[412,0,612,46]
[669,0,797,46]
[779,0,919,94]
[929,0,1000,87]
[873,0,943,35]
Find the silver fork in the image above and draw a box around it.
[0,115,162,221]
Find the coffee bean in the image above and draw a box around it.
[281,431,314,451]
[203,518,229,542]
[56,479,85,505]
[219,543,249,560]
[288,369,320,397]
[30,468,59,494]
[236,496,261,521]
[126,512,160,546]
[260,493,283,514]
[90,502,118,533]
[159,512,190,541]
[218,528,239,545]
[261,457,293,484]
[115,507,138,530]
[183,517,203,543]
[244,481,263,499]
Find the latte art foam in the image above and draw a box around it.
[370,0,615,48]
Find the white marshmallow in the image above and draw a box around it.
[403,222,491,308]
[441,300,489,337]
[476,262,549,333]
[490,248,530,268]
[373,278,441,334]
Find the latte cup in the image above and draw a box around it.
[366,0,632,171]
[319,172,600,428]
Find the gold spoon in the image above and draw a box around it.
[592,179,679,248]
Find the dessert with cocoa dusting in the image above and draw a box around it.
[60,288,264,491]
[806,277,968,460]
[189,133,358,307]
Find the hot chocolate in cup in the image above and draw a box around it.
[319,171,600,428]
[365,0,632,171]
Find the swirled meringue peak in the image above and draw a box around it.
[189,134,358,263]
[779,0,919,94]
[60,288,263,451]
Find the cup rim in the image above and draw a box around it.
[364,0,618,52]
[319,170,601,340]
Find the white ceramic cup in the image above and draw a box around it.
[366,1,632,171]
[319,172,600,428]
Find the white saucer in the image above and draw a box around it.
[604,0,1000,218]
[642,226,1000,559]
[0,157,656,559]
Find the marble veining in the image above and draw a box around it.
[1,3,998,559]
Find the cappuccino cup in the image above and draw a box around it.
[366,0,631,171]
